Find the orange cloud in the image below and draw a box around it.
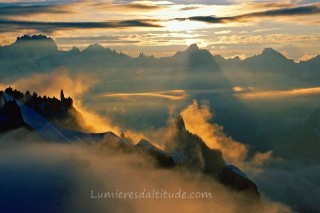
[91,2,163,11]
[98,90,188,101]
[4,69,147,137]
[180,100,248,164]
[232,86,244,92]
[241,87,320,99]
[9,68,96,98]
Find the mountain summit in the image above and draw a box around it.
[244,47,294,72]
[0,34,59,62]
[186,43,200,52]
[16,35,53,42]
[172,43,219,71]
[83,43,105,53]
[13,34,58,53]
[261,47,287,59]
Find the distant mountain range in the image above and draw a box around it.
[0,35,319,85]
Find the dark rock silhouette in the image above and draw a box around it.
[136,139,175,168]
[165,115,260,197]
[219,165,260,196]
[165,115,225,176]
[0,95,25,132]
[3,87,85,131]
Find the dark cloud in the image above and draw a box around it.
[0,19,162,33]
[176,16,226,24]
[162,0,236,5]
[91,2,162,11]
[301,0,320,3]
[176,4,320,24]
[0,1,161,19]
[0,4,71,17]
[253,3,294,8]
[119,20,160,27]
[180,6,200,11]
[253,4,320,16]
[124,3,160,10]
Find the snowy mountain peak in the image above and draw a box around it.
[84,43,105,52]
[261,47,283,58]
[187,43,200,52]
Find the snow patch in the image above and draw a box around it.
[137,139,169,156]
[225,165,247,178]
[172,151,188,164]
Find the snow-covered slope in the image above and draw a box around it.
[4,93,131,145]
[171,151,188,164]
[5,94,71,143]
[137,139,169,156]
[136,139,175,168]
[225,165,248,179]
[61,128,131,145]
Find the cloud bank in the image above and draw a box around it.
[0,131,293,213]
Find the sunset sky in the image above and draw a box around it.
[0,0,319,60]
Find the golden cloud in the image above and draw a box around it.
[180,100,248,164]
[98,90,188,101]
[241,87,320,99]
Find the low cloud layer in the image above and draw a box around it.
[247,160,320,213]
[0,130,293,213]
[178,100,320,213]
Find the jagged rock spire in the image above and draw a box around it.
[175,114,186,132]
[60,89,65,101]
